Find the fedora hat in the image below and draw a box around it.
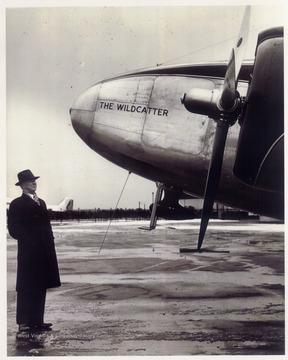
[15,169,40,186]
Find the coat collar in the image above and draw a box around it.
[21,193,43,211]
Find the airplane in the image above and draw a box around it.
[47,197,74,212]
[6,197,74,212]
[70,7,284,251]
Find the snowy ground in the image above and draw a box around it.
[6,219,285,356]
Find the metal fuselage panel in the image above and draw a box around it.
[71,73,283,219]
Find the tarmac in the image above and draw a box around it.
[6,219,285,357]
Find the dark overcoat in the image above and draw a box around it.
[8,193,61,291]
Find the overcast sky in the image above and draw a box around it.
[5,2,285,210]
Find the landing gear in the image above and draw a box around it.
[139,183,164,230]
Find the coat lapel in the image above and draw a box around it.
[22,193,43,213]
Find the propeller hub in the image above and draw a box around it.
[217,94,242,126]
[182,88,241,125]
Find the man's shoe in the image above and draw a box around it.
[35,323,53,330]
[40,322,52,328]
[18,324,35,332]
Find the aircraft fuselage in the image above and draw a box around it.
[70,63,283,220]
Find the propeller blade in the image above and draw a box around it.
[234,6,251,79]
[221,6,251,110]
[221,49,236,109]
[197,7,251,251]
[197,121,229,251]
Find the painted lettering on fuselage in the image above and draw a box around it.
[99,101,168,116]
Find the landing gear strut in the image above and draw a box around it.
[139,183,164,230]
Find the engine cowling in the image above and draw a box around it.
[233,27,284,194]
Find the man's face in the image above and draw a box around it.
[21,180,37,194]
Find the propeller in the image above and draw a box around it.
[221,6,251,110]
[197,120,230,251]
[181,6,251,251]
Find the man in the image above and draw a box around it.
[8,169,61,332]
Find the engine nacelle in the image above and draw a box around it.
[233,27,284,194]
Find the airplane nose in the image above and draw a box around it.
[70,84,100,144]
